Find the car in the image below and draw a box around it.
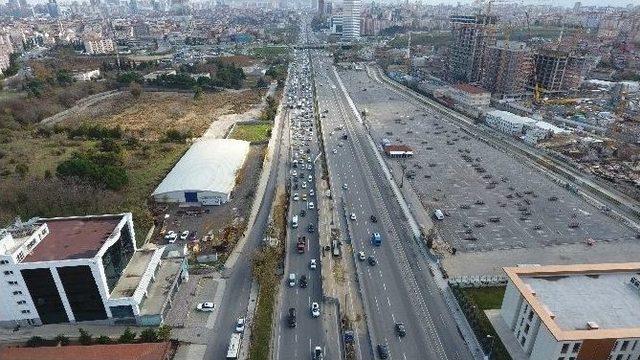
[302,193,308,201]
[300,275,308,288]
[308,223,316,233]
[308,202,315,209]
[311,302,320,317]
[368,256,377,266]
[332,149,337,154]
[370,215,378,223]
[292,170,297,177]
[164,231,177,243]
[377,344,389,359]
[300,209,306,217]
[196,302,215,312]
[235,318,245,333]
[288,308,297,328]
[302,182,307,189]
[308,175,313,182]
[307,164,312,170]
[310,258,317,270]
[180,230,189,241]
[358,251,366,261]
[350,213,357,221]
[309,189,315,196]
[293,193,299,201]
[288,273,296,287]
[395,323,406,337]
[342,183,348,190]
[313,346,323,360]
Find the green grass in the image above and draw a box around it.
[462,287,505,310]
[251,46,291,60]
[229,122,272,143]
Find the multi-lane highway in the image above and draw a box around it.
[312,50,475,360]
[272,48,331,360]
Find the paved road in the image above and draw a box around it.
[312,51,475,360]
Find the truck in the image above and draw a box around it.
[226,333,242,359]
[297,237,306,253]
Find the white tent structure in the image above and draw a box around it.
[152,139,250,205]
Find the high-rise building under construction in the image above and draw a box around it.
[533,49,588,94]
[448,14,497,84]
[482,41,533,99]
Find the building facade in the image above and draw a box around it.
[448,14,497,84]
[449,83,491,108]
[482,41,533,99]
[533,49,588,94]
[341,0,361,41]
[83,38,116,55]
[499,263,640,360]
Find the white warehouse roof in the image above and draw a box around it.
[486,109,536,126]
[152,138,250,199]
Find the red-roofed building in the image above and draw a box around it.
[0,214,188,329]
[449,84,491,108]
[0,342,173,360]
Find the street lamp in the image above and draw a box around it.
[400,160,407,188]
[486,334,495,360]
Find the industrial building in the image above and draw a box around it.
[482,41,533,99]
[0,214,188,328]
[533,49,589,95]
[341,0,361,41]
[448,14,497,84]
[485,110,569,143]
[498,263,640,360]
[152,138,250,205]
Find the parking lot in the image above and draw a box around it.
[339,69,637,254]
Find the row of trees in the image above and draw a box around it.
[25,326,171,348]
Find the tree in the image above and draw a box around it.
[79,328,93,345]
[119,327,137,344]
[156,325,172,342]
[255,77,268,89]
[55,334,70,346]
[26,336,47,347]
[117,71,143,84]
[193,85,203,100]
[99,138,122,154]
[139,328,158,343]
[94,335,112,344]
[129,81,143,98]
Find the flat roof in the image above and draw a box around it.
[152,138,250,198]
[504,263,640,341]
[23,215,124,263]
[453,83,488,95]
[0,342,172,360]
[110,247,158,298]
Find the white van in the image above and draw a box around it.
[434,209,444,220]
[292,215,299,228]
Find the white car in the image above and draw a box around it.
[308,175,313,182]
[308,202,315,210]
[302,182,307,189]
[309,189,315,196]
[358,251,366,261]
[350,213,357,221]
[196,302,215,312]
[180,230,189,241]
[310,259,317,270]
[311,302,320,318]
[164,231,177,243]
[293,193,299,201]
[292,170,297,177]
[307,164,312,170]
[332,149,337,154]
[342,183,348,190]
[235,318,245,333]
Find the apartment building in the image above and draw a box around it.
[448,14,497,83]
[482,41,533,99]
[499,263,640,360]
[83,38,116,55]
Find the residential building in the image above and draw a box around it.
[341,0,361,41]
[498,263,640,360]
[448,83,491,108]
[482,41,533,99]
[0,214,188,328]
[448,14,497,83]
[83,37,116,55]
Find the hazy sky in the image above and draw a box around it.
[415,0,635,7]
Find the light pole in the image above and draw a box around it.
[486,334,495,360]
[400,160,407,188]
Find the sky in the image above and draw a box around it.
[415,0,636,7]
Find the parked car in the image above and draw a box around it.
[196,302,214,312]
[180,230,189,241]
[164,231,177,243]
[235,318,245,333]
[358,251,366,261]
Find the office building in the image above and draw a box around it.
[341,0,361,41]
[448,14,497,83]
[482,41,533,99]
[498,263,640,360]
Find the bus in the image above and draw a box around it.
[226,333,241,359]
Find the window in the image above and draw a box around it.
[632,341,638,351]
[21,309,30,314]
[3,270,13,275]
[557,357,565,360]
[16,300,26,305]
[572,343,581,353]
[519,317,525,326]
[528,310,534,321]
[12,290,22,295]
[561,343,570,354]
[524,324,530,334]
[622,341,629,351]
[616,355,623,360]
[8,280,18,285]
[569,357,575,360]
[520,336,526,346]
[0,260,9,265]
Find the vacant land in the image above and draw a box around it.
[229,122,272,143]
[0,89,265,243]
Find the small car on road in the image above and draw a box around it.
[311,302,320,318]
[377,344,389,359]
[235,318,245,333]
[368,256,377,266]
[395,323,406,337]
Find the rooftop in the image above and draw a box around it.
[23,215,124,263]
[453,83,488,95]
[110,245,159,298]
[487,109,536,126]
[504,263,640,341]
[0,342,172,360]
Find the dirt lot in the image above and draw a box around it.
[60,89,264,141]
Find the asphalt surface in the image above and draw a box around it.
[312,51,475,360]
[273,48,328,360]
